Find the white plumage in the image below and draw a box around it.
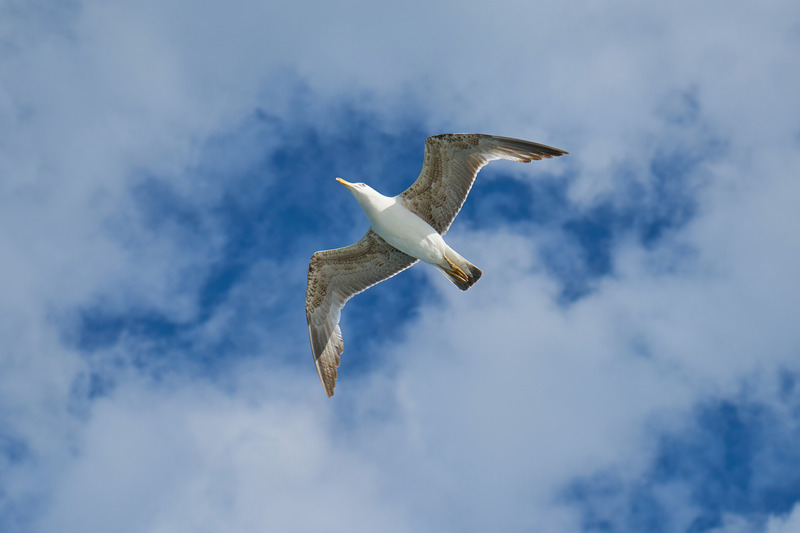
[306,133,568,397]
[337,180,451,267]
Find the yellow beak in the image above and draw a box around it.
[335,177,355,189]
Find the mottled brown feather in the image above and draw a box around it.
[307,133,567,397]
[400,134,567,234]
[306,229,417,396]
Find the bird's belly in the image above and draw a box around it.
[369,205,446,265]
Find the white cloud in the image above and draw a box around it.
[765,504,800,533]
[33,378,411,533]
[1,0,799,531]
[706,504,800,533]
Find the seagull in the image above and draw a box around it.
[306,133,567,397]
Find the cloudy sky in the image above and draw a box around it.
[2,1,800,531]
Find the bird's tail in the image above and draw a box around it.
[438,248,482,291]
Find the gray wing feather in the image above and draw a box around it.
[306,229,418,397]
[399,134,568,234]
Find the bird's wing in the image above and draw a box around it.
[306,229,418,397]
[399,134,568,234]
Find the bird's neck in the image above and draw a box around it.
[356,192,395,221]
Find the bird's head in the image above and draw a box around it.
[336,178,379,202]
[336,177,370,193]
[336,178,391,215]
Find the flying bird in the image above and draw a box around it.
[306,133,568,397]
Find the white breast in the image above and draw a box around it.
[362,198,447,265]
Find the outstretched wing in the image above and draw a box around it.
[306,229,418,397]
[400,134,568,234]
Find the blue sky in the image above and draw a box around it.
[2,1,800,532]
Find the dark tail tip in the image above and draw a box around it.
[453,265,483,291]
